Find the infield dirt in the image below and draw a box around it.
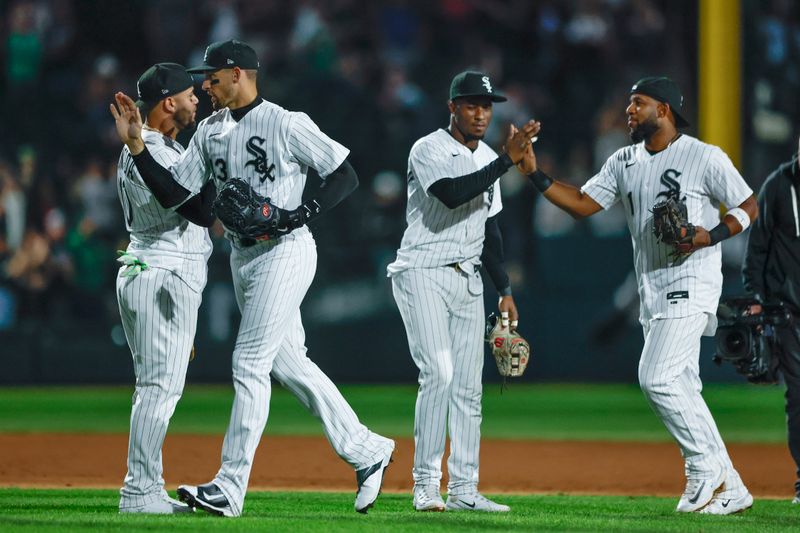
[0,434,794,498]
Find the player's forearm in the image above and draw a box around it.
[175,180,217,227]
[708,195,758,244]
[126,138,145,156]
[481,215,511,296]
[538,179,602,219]
[428,154,513,209]
[131,147,192,209]
[294,158,359,225]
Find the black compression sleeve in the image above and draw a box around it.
[131,147,191,208]
[428,154,513,209]
[175,180,217,227]
[481,214,511,295]
[295,159,359,224]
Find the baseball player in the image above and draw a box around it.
[110,39,394,517]
[388,71,538,512]
[115,63,217,514]
[520,76,757,515]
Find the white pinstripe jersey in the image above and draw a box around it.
[387,128,502,274]
[168,99,349,244]
[581,134,752,322]
[117,128,212,292]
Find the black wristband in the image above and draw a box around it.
[528,170,554,193]
[708,223,732,246]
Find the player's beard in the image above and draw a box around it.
[174,108,196,130]
[630,115,658,143]
[452,121,484,143]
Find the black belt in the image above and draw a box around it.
[447,262,479,274]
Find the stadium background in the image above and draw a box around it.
[0,0,797,386]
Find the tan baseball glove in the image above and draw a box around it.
[485,314,530,377]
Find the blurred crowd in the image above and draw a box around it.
[0,0,796,334]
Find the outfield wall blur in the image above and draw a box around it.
[0,230,747,385]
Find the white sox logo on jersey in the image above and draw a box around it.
[245,136,276,182]
[656,168,683,201]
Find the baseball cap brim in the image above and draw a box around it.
[453,93,508,103]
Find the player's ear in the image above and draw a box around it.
[163,97,176,113]
[448,100,456,115]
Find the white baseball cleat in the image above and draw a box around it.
[445,492,510,512]
[413,484,445,512]
[676,469,727,513]
[793,495,800,505]
[354,442,395,513]
[698,470,753,515]
[119,495,194,514]
[177,482,236,517]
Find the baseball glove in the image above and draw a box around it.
[652,195,695,253]
[212,179,302,241]
[485,313,530,378]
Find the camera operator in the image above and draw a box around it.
[743,136,800,504]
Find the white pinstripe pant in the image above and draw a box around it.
[117,267,202,509]
[214,232,392,515]
[391,266,484,495]
[639,314,733,477]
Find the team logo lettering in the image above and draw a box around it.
[656,168,683,201]
[245,136,276,182]
[482,76,493,93]
[486,184,494,210]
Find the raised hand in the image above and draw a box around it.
[109,92,145,154]
[503,120,541,163]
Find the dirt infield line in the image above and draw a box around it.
[0,434,794,498]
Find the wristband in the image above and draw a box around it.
[708,223,732,246]
[528,170,554,193]
[498,286,513,297]
[725,207,750,231]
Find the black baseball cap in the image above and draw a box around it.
[449,70,507,102]
[135,63,194,112]
[630,76,690,128]
[187,39,260,73]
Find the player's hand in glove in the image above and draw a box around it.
[485,313,530,378]
[651,195,708,257]
[213,178,306,241]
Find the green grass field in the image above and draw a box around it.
[0,383,796,531]
[0,490,798,532]
[0,383,789,442]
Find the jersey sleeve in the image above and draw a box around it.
[287,112,350,178]
[170,125,212,195]
[488,179,503,217]
[581,155,621,209]
[408,140,454,193]
[704,146,753,207]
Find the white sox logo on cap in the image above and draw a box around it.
[482,76,493,93]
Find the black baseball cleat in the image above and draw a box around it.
[354,442,395,513]
[177,482,236,517]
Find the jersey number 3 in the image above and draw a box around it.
[214,158,229,182]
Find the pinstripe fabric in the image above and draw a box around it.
[392,266,485,495]
[387,129,502,273]
[581,135,752,324]
[153,100,389,515]
[116,130,210,510]
[118,267,202,509]
[388,127,505,497]
[579,135,750,484]
[211,229,391,515]
[117,129,212,292]
[169,101,349,221]
[639,315,731,476]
